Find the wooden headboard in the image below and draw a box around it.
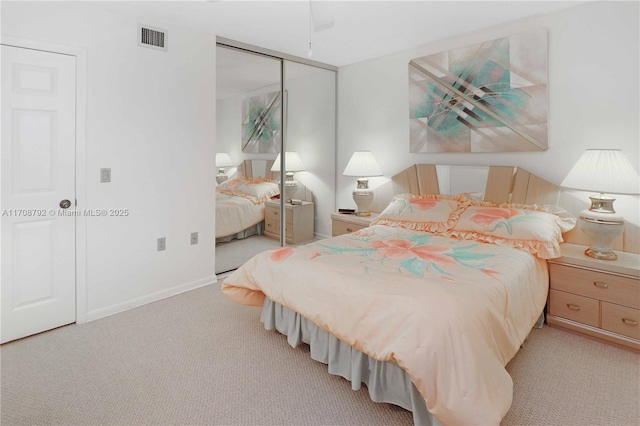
[391,164,560,206]
[237,160,277,180]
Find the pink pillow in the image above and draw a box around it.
[371,194,469,233]
[445,203,576,259]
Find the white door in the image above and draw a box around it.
[1,45,77,343]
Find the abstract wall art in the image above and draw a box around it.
[242,91,281,153]
[409,29,548,153]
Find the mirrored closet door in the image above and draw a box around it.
[281,60,336,247]
[215,43,337,274]
[215,46,283,274]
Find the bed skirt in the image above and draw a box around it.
[260,297,440,426]
[216,222,264,244]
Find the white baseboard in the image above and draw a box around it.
[84,275,217,323]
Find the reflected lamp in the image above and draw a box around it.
[561,149,640,260]
[215,153,234,184]
[343,151,383,216]
[271,152,306,202]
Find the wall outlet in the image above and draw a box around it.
[190,232,198,245]
[157,237,166,251]
[100,168,111,183]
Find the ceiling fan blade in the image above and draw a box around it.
[310,1,335,32]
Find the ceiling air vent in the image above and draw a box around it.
[138,24,168,52]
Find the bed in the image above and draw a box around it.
[216,160,280,242]
[221,165,576,425]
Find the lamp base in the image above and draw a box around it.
[579,205,624,261]
[584,247,619,261]
[587,194,617,214]
[284,172,298,203]
[353,189,373,216]
[216,168,228,185]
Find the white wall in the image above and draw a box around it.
[2,2,217,320]
[337,1,639,239]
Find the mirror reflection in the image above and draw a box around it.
[281,60,336,246]
[215,46,282,274]
[215,45,337,274]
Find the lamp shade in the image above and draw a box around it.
[215,153,234,168]
[343,151,383,177]
[270,152,306,172]
[561,149,640,195]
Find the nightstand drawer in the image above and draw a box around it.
[332,220,365,236]
[265,218,279,234]
[265,218,292,234]
[549,263,640,309]
[602,302,640,340]
[265,201,314,245]
[549,289,599,327]
[266,207,293,225]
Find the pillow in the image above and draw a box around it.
[216,177,237,190]
[371,194,469,233]
[217,177,280,203]
[445,203,576,259]
[221,177,259,191]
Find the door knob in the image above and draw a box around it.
[59,199,71,209]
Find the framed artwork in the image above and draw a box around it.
[409,29,548,153]
[242,91,281,154]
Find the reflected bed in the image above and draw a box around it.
[216,160,279,243]
[215,192,266,242]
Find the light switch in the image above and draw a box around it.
[100,168,111,183]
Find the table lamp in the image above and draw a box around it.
[215,153,234,184]
[343,151,383,216]
[561,149,640,260]
[271,152,306,202]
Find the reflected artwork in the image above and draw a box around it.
[242,91,281,154]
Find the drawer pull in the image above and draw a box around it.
[593,281,608,289]
[622,318,638,326]
[567,304,581,311]
[346,227,353,232]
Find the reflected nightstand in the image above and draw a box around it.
[264,200,314,244]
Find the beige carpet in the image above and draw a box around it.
[1,284,638,425]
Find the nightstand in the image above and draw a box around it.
[264,200,314,244]
[547,243,640,351]
[331,212,379,237]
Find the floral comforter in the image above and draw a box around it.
[215,192,265,238]
[222,225,548,425]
